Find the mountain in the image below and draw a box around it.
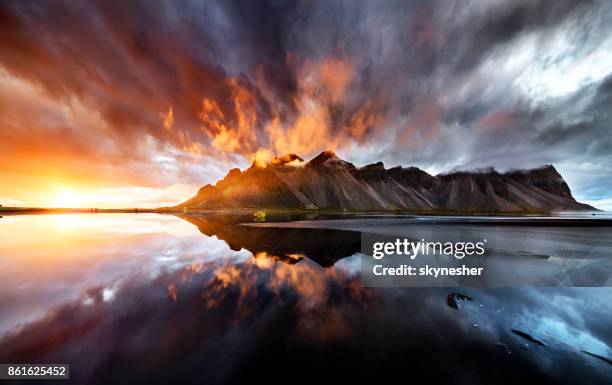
[176,151,595,213]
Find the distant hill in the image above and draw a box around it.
[176,151,595,213]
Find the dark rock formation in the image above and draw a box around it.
[176,151,595,213]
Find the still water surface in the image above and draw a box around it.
[0,213,611,384]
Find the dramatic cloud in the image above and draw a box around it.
[0,0,610,207]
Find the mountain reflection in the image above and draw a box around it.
[177,214,361,267]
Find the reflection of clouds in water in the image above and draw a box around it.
[333,253,363,276]
[51,214,201,237]
[0,255,382,384]
[1,252,611,384]
[534,317,609,357]
[0,215,249,334]
[0,214,201,241]
[459,288,612,367]
[0,215,26,224]
[0,215,611,384]
[145,235,252,280]
[524,290,612,357]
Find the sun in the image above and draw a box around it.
[53,188,86,208]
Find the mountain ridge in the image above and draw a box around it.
[176,151,595,213]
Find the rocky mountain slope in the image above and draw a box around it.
[176,151,595,212]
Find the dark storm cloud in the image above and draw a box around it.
[459,0,592,65]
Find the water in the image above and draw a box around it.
[0,213,611,384]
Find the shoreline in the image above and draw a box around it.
[244,216,612,229]
[0,207,170,215]
[0,206,604,217]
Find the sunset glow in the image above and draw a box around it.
[53,188,85,208]
[1,182,196,209]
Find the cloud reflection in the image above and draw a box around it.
[0,214,611,384]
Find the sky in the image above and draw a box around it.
[0,0,611,209]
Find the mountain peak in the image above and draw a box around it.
[362,161,385,170]
[306,150,355,170]
[311,150,338,162]
[505,164,561,178]
[534,164,559,175]
[504,164,572,198]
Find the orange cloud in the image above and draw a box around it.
[161,106,174,131]
[265,57,364,157]
[319,58,354,103]
[199,78,260,154]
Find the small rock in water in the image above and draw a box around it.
[472,323,479,328]
[446,292,473,310]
